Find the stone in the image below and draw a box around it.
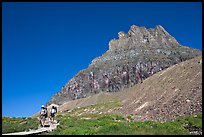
[47,25,202,106]
[19,121,27,125]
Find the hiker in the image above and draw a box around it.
[50,106,57,124]
[39,105,48,127]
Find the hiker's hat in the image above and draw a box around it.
[41,105,44,108]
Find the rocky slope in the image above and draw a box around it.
[119,56,202,122]
[47,25,201,106]
[47,56,202,123]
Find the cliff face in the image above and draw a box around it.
[47,25,201,106]
[46,56,202,123]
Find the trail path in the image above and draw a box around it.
[2,119,59,135]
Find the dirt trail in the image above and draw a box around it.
[2,119,59,135]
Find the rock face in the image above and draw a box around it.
[47,25,201,106]
[120,56,202,122]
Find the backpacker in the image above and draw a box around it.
[40,107,48,117]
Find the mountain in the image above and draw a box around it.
[46,25,201,106]
[51,56,202,123]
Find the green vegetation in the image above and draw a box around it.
[2,117,39,134]
[2,104,202,135]
[43,111,202,135]
[174,112,202,129]
[66,100,122,117]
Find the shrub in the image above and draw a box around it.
[2,117,39,134]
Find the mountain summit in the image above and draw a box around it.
[47,25,201,106]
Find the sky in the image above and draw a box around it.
[2,2,202,118]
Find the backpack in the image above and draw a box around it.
[44,108,48,117]
[51,106,57,114]
[54,106,57,113]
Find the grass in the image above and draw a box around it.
[2,117,39,134]
[174,112,202,128]
[65,100,122,117]
[42,110,202,135]
[2,102,202,135]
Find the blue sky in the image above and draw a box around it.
[2,2,202,117]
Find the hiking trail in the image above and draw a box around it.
[2,119,59,135]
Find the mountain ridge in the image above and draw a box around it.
[46,24,201,106]
[33,56,201,123]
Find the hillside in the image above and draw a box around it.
[25,56,202,135]
[47,25,201,105]
[43,56,202,123]
[119,56,202,122]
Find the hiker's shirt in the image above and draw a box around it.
[50,108,56,114]
[40,108,47,116]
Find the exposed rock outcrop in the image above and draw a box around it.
[47,25,201,106]
[44,57,202,124]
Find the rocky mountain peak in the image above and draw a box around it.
[109,25,179,51]
[47,24,201,106]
